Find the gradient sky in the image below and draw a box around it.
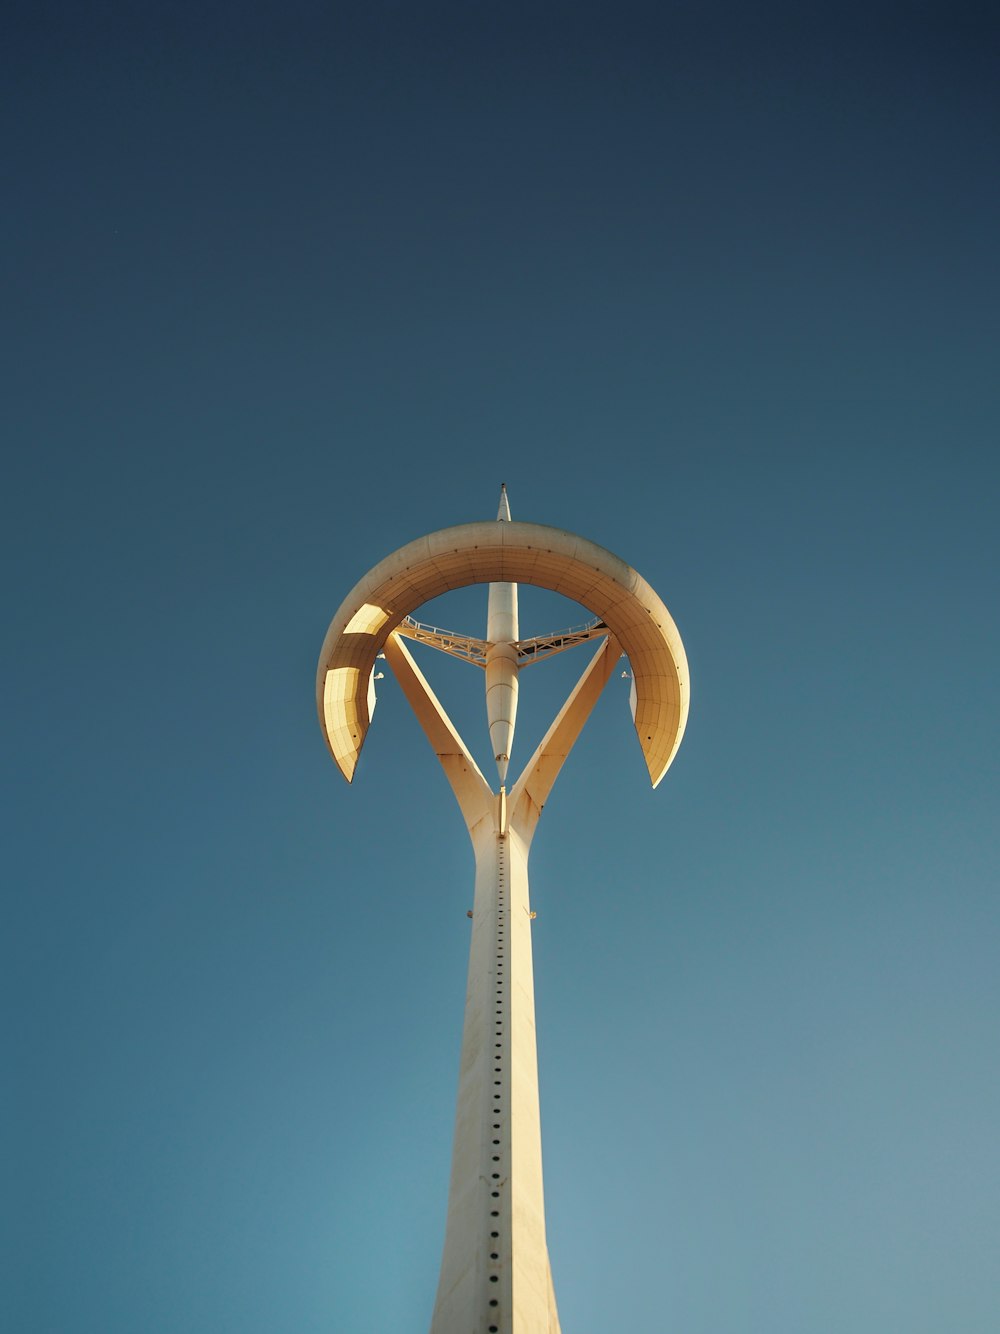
[5,4,999,1332]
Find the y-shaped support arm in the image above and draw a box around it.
[384,629,621,847]
[382,633,495,837]
[508,634,622,846]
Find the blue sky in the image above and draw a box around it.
[5,4,999,1332]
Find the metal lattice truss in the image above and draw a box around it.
[395,614,609,667]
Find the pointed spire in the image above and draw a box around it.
[496,482,511,522]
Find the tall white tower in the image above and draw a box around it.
[317,490,689,1333]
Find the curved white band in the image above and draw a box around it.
[317,519,689,787]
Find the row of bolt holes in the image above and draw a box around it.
[487,850,505,1330]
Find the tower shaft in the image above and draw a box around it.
[381,626,624,1333]
[430,820,560,1334]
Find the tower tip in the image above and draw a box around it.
[497,483,511,522]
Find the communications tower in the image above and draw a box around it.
[317,489,689,1333]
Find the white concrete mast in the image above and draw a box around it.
[380,491,622,1334]
[486,483,519,783]
[317,494,689,1333]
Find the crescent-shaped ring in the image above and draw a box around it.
[316,520,689,787]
